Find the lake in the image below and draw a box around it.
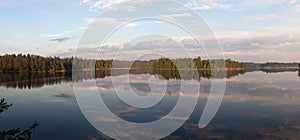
[0,70,300,140]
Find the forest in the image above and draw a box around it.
[152,57,246,70]
[260,62,299,70]
[0,54,73,72]
[0,54,246,73]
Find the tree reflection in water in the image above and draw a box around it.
[0,98,38,140]
[0,98,12,113]
[0,69,247,89]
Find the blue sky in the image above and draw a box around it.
[0,0,299,62]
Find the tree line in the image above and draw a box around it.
[0,54,72,72]
[0,54,246,73]
[152,57,246,70]
[260,62,299,70]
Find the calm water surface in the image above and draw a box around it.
[0,71,300,140]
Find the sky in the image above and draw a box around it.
[0,0,300,62]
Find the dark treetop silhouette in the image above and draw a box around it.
[0,98,38,140]
[0,54,245,72]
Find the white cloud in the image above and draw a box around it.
[294,4,300,14]
[40,33,64,38]
[12,33,25,38]
[87,0,130,10]
[157,13,192,21]
[51,30,300,62]
[83,17,123,25]
[290,0,297,4]
[77,26,88,30]
[40,30,76,38]
[80,0,171,12]
[264,0,287,4]
[240,0,285,6]
[184,0,232,10]
[245,14,279,21]
[83,17,95,24]
[266,0,298,5]
[79,0,153,11]
[80,0,91,5]
[215,30,300,62]
[124,23,139,28]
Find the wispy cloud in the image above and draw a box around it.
[40,30,76,38]
[216,31,300,62]
[51,31,300,62]
[157,13,192,21]
[83,17,122,25]
[77,26,88,30]
[79,0,159,11]
[294,4,300,14]
[245,14,279,21]
[80,0,132,11]
[40,33,65,38]
[184,0,232,10]
[124,23,139,28]
[83,18,96,24]
[11,33,25,38]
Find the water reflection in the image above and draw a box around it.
[0,72,72,89]
[0,70,300,139]
[152,69,246,80]
[0,98,38,140]
[0,98,12,113]
[94,71,300,139]
[261,69,299,73]
[0,69,246,89]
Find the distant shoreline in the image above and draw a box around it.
[0,54,299,73]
